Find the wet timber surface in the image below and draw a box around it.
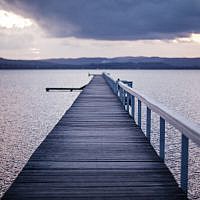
[2,75,187,200]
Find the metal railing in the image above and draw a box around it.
[103,72,200,195]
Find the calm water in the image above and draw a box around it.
[0,70,200,199]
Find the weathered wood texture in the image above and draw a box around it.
[2,75,187,200]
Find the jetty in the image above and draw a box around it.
[3,73,199,199]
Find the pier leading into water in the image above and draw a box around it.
[2,74,192,199]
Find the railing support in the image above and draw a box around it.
[131,95,135,120]
[103,72,200,197]
[160,117,165,161]
[181,134,189,194]
[121,88,123,102]
[146,107,151,141]
[120,88,123,102]
[138,100,141,128]
[123,90,126,108]
[127,93,130,113]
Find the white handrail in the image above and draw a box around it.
[104,73,200,146]
[103,72,200,194]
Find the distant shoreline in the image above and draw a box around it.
[1,68,200,70]
[1,57,200,70]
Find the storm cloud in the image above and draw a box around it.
[1,0,200,40]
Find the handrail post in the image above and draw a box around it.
[120,87,122,102]
[123,90,126,108]
[146,107,151,142]
[138,100,142,128]
[122,89,124,106]
[127,93,129,113]
[114,82,117,95]
[131,95,135,120]
[160,117,165,161]
[121,88,123,102]
[117,87,119,97]
[181,134,189,194]
[115,79,119,95]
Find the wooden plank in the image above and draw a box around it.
[2,75,187,200]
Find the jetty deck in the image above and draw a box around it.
[2,75,187,199]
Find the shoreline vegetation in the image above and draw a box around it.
[0,57,200,69]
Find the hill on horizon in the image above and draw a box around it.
[0,56,200,69]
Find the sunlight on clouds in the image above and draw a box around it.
[0,9,45,58]
[0,9,199,59]
[30,48,40,54]
[173,33,200,44]
[0,10,32,29]
[190,33,200,43]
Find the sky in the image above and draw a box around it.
[0,0,200,59]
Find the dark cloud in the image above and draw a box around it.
[1,0,200,40]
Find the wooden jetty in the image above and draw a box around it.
[2,74,189,199]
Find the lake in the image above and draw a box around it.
[0,70,200,199]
